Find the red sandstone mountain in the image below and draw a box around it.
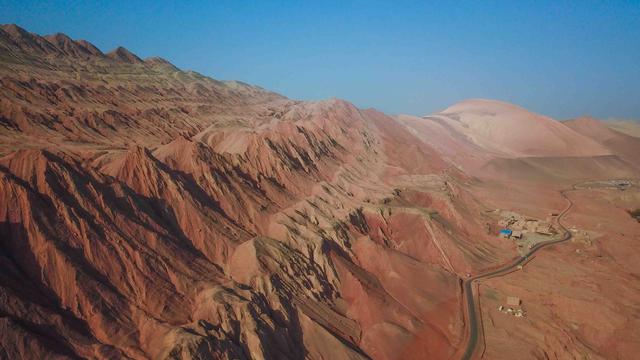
[1,24,639,360]
[0,24,512,359]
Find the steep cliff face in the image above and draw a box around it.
[0,25,509,359]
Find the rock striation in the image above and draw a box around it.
[0,24,511,359]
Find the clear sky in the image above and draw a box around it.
[1,0,639,120]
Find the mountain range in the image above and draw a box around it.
[1,24,639,360]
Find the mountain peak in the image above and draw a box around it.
[440,98,529,116]
[428,98,611,158]
[75,39,104,56]
[45,32,73,43]
[0,23,59,55]
[43,32,105,58]
[144,56,179,70]
[0,24,107,59]
[0,23,28,37]
[106,46,143,63]
[0,23,36,45]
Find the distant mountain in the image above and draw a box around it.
[565,116,640,167]
[399,100,639,182]
[429,99,610,158]
[606,119,640,139]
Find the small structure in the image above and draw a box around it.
[525,220,537,230]
[511,230,523,239]
[614,180,631,191]
[499,229,512,238]
[498,303,527,318]
[535,224,554,235]
[506,296,521,306]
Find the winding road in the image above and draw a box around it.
[459,186,575,360]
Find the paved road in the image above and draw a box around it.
[459,187,575,360]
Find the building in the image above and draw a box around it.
[506,296,521,306]
[535,224,554,235]
[511,230,523,239]
[499,229,512,238]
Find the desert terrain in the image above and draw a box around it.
[0,24,639,359]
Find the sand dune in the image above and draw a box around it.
[400,101,639,184]
[434,99,611,157]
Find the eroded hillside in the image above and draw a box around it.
[0,25,514,359]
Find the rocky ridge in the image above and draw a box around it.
[0,25,510,359]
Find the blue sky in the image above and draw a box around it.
[1,0,639,119]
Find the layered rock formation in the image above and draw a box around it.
[0,25,512,359]
[3,24,639,360]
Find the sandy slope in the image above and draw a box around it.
[435,99,611,158]
[606,120,640,138]
[565,116,640,167]
[400,100,639,182]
